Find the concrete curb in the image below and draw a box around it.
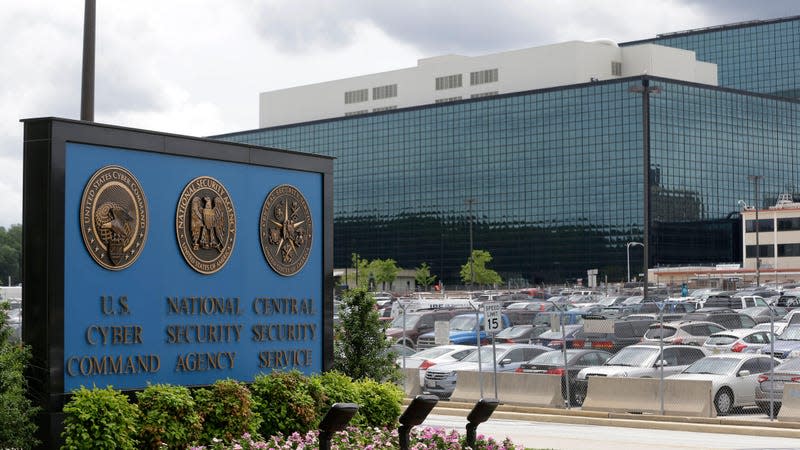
[405,398,800,438]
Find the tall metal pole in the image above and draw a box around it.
[626,242,642,283]
[749,175,763,286]
[466,199,475,289]
[80,0,96,121]
[641,79,651,301]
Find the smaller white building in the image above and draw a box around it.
[259,40,717,127]
[741,193,800,273]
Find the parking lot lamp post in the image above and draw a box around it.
[466,198,475,289]
[749,175,763,286]
[769,303,776,421]
[626,242,643,283]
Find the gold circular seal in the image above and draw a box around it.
[175,176,236,274]
[80,165,148,270]
[260,184,313,276]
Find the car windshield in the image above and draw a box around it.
[450,315,477,331]
[506,303,530,310]
[683,357,739,375]
[779,327,800,341]
[597,297,620,306]
[390,314,421,329]
[410,347,455,359]
[605,347,656,367]
[496,325,531,339]
[529,349,585,365]
[463,346,511,363]
[644,327,677,339]
[705,335,737,345]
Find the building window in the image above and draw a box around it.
[777,217,800,231]
[778,243,800,257]
[470,68,498,85]
[344,89,369,104]
[435,96,462,103]
[372,106,397,112]
[745,218,774,232]
[471,91,498,99]
[344,110,368,116]
[611,61,622,76]
[435,74,463,90]
[746,244,775,258]
[372,84,397,100]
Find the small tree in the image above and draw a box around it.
[332,288,400,382]
[460,249,502,287]
[414,262,437,291]
[0,301,39,449]
[369,258,399,291]
[348,253,370,289]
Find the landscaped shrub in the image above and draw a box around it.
[310,370,359,405]
[250,369,325,439]
[194,379,261,444]
[0,301,39,449]
[352,377,403,427]
[61,385,140,450]
[136,383,202,449]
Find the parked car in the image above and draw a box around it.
[757,325,800,359]
[682,309,757,329]
[702,329,773,354]
[667,353,780,415]
[774,293,800,308]
[503,301,554,325]
[396,344,475,386]
[415,312,512,349]
[384,308,470,349]
[703,294,768,310]
[423,343,553,398]
[754,356,800,417]
[642,320,726,346]
[516,348,612,405]
[494,324,542,343]
[574,344,707,405]
[532,324,584,349]
[578,318,655,353]
[753,321,789,335]
[739,306,789,324]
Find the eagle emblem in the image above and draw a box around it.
[260,185,312,276]
[80,165,148,270]
[176,176,236,274]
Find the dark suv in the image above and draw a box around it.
[384,308,471,349]
[682,308,756,329]
[577,318,655,353]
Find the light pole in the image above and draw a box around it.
[626,242,643,283]
[748,175,763,286]
[466,198,476,289]
[629,78,661,300]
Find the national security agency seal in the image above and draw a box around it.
[80,165,148,270]
[176,176,236,274]
[260,184,313,276]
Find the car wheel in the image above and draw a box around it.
[714,388,733,416]
[572,385,586,406]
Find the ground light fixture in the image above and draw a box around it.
[398,394,439,450]
[465,398,500,448]
[318,403,359,450]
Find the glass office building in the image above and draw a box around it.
[218,17,800,285]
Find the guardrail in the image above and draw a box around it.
[449,371,564,408]
[779,382,800,422]
[582,377,715,417]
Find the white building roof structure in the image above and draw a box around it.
[259,40,718,127]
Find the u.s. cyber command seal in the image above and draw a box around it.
[80,165,148,270]
[176,176,236,274]
[260,184,313,276]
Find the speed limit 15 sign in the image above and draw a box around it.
[483,302,502,334]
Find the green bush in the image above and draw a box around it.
[195,379,261,444]
[0,301,39,449]
[61,386,140,450]
[251,370,325,439]
[136,383,202,449]
[352,378,403,427]
[310,370,359,405]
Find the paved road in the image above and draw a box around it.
[422,414,800,449]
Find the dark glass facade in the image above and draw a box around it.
[218,74,800,285]
[624,16,800,99]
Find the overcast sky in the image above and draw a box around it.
[2,0,800,228]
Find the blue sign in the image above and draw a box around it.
[62,143,324,391]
